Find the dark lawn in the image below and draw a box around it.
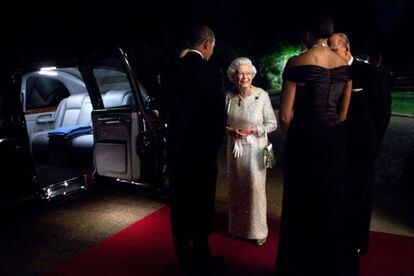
[392,91,414,116]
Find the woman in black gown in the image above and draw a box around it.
[275,15,359,275]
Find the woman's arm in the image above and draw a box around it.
[254,92,277,137]
[227,126,248,138]
[339,80,352,121]
[279,80,296,135]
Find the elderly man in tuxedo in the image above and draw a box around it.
[167,25,226,273]
[329,32,391,256]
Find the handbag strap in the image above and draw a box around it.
[265,130,270,144]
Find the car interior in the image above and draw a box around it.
[20,66,142,195]
[9,47,167,204]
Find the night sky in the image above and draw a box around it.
[2,0,413,72]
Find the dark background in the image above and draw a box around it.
[2,0,413,82]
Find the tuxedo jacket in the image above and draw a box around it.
[167,52,226,164]
[346,59,391,161]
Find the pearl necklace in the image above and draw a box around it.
[312,42,328,48]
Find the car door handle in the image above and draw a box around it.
[36,117,55,124]
[98,116,119,121]
[97,117,121,124]
[103,120,122,125]
[98,117,130,124]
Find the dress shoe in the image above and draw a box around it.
[255,238,266,246]
[357,247,368,257]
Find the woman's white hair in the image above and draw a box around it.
[226,57,257,83]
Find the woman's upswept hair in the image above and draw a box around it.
[301,13,334,39]
[226,57,257,83]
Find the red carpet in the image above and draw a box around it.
[45,206,414,276]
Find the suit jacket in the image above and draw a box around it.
[346,59,391,160]
[167,51,226,164]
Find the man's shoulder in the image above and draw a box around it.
[172,54,202,72]
[354,58,376,70]
[181,51,204,62]
[352,59,378,77]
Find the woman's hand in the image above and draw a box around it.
[234,128,248,138]
[239,126,257,136]
[227,127,249,138]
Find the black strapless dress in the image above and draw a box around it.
[275,65,359,276]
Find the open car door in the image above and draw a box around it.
[80,48,166,192]
[0,73,37,207]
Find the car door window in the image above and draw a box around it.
[93,68,135,108]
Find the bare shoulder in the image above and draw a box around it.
[287,50,321,67]
[328,50,348,67]
[310,48,348,68]
[285,55,303,68]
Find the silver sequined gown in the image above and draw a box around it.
[226,87,277,239]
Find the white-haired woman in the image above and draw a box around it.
[225,57,277,246]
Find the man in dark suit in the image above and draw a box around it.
[167,25,227,273]
[329,33,391,256]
